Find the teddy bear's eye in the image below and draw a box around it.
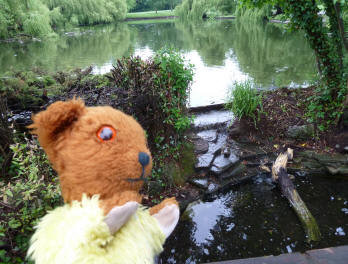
[97,126,116,142]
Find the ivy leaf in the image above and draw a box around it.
[8,219,21,229]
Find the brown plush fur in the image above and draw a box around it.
[29,99,177,214]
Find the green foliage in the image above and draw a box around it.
[109,48,194,187]
[153,47,194,132]
[0,0,53,38]
[239,0,347,129]
[175,0,236,20]
[0,70,61,110]
[225,80,262,124]
[0,135,62,263]
[0,0,130,38]
[44,0,127,26]
[131,0,182,12]
[235,4,272,22]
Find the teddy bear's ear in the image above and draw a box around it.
[29,99,85,146]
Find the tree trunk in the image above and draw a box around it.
[334,2,348,53]
[272,148,321,242]
[286,0,343,99]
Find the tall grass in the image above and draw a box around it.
[225,80,262,124]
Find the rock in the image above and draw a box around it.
[228,120,243,138]
[193,138,209,155]
[189,178,209,189]
[286,124,314,140]
[207,183,219,192]
[195,153,215,169]
[210,153,239,175]
[194,132,229,170]
[222,145,231,157]
[197,130,218,142]
[293,151,348,177]
[209,133,228,155]
[193,110,233,130]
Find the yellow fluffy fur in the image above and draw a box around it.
[27,195,165,264]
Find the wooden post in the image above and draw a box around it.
[272,148,321,242]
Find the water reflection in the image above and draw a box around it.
[159,174,348,263]
[0,20,316,106]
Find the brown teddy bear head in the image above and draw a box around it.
[30,99,152,213]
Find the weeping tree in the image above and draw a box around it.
[0,0,130,38]
[175,0,237,20]
[0,0,53,38]
[240,0,347,129]
[44,0,127,26]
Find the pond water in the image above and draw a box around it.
[0,20,317,107]
[159,174,348,263]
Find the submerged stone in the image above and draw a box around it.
[194,110,233,129]
[190,178,209,189]
[193,138,209,155]
[194,133,228,170]
[207,183,219,192]
[195,153,215,169]
[209,133,228,155]
[197,130,218,142]
[210,153,239,175]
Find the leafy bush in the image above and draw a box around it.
[0,71,61,111]
[108,48,194,186]
[225,80,262,124]
[0,135,62,263]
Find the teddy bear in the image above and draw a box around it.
[27,99,180,264]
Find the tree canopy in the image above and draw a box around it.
[0,0,133,38]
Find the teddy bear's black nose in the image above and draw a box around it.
[138,152,150,167]
[127,152,150,182]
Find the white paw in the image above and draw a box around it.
[152,204,180,238]
[104,202,139,235]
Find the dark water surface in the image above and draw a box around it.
[159,174,348,263]
[0,20,317,106]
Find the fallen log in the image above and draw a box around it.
[272,148,321,242]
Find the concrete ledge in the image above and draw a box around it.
[205,245,348,264]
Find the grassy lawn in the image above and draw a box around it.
[126,19,175,25]
[126,10,175,19]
